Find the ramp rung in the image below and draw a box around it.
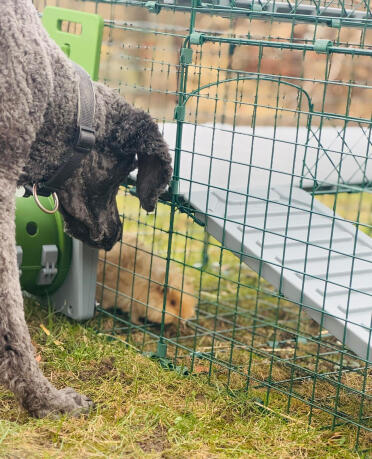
[260,235,351,249]
[339,304,372,314]
[282,250,372,266]
[309,262,372,279]
[242,208,305,218]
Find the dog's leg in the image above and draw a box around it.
[0,185,93,418]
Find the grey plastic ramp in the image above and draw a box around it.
[189,185,372,362]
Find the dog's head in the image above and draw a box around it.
[57,129,172,251]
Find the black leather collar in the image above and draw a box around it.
[24,63,96,198]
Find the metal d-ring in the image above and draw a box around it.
[32,184,59,215]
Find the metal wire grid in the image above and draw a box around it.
[96,190,372,449]
[34,0,372,449]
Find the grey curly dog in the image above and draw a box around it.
[0,0,172,417]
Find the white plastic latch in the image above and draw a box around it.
[37,245,58,286]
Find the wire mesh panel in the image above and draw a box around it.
[34,0,371,449]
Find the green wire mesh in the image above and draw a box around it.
[34,0,371,450]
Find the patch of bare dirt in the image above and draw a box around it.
[136,424,170,454]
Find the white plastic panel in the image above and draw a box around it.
[160,124,372,196]
[51,239,98,321]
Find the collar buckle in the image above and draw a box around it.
[75,125,96,153]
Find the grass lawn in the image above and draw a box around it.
[0,300,369,458]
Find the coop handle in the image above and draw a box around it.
[32,184,59,215]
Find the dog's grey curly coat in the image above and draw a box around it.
[0,0,172,417]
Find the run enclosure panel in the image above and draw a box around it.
[136,119,372,361]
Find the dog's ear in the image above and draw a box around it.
[136,127,173,212]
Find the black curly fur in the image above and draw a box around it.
[0,0,172,418]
